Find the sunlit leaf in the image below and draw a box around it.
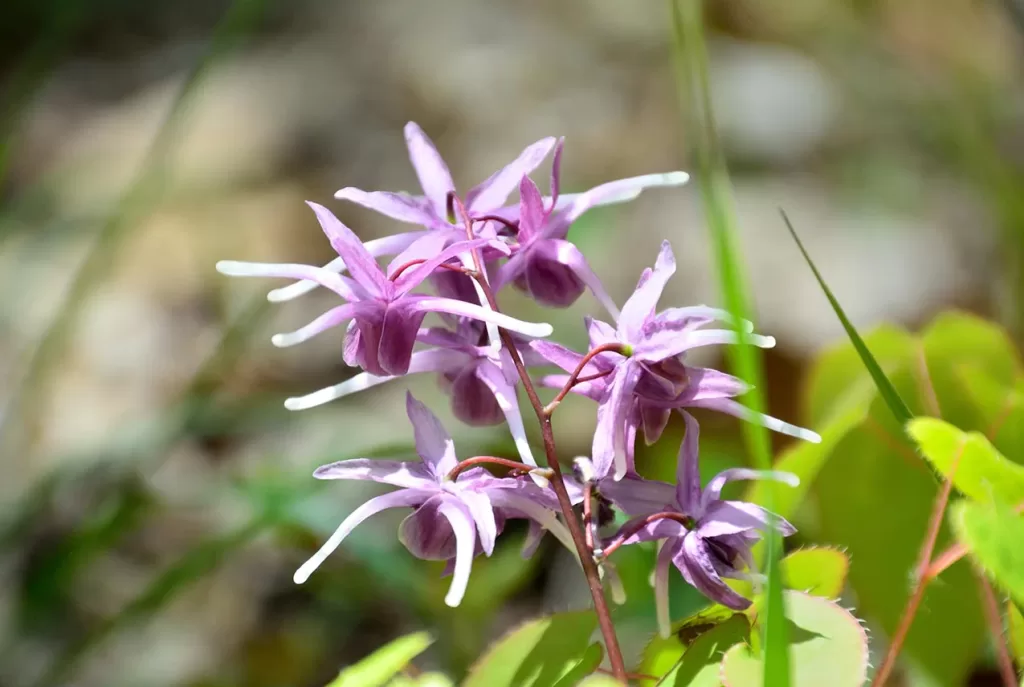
[552,643,603,687]
[665,614,750,687]
[638,605,739,684]
[325,632,432,687]
[463,612,597,687]
[907,417,1024,504]
[1007,601,1024,666]
[780,548,849,599]
[719,592,868,687]
[951,501,1024,606]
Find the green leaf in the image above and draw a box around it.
[951,501,1024,606]
[719,592,868,687]
[907,417,1024,504]
[325,632,432,687]
[814,419,985,685]
[1007,601,1024,666]
[386,674,453,687]
[780,210,913,427]
[665,614,751,687]
[638,605,740,683]
[804,325,917,428]
[552,642,603,687]
[780,548,849,599]
[463,611,597,687]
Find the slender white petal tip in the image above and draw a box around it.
[663,171,690,186]
[293,562,316,585]
[573,457,596,484]
[267,283,311,303]
[763,471,800,488]
[216,260,265,276]
[753,334,776,348]
[271,332,302,348]
[802,429,822,444]
[523,322,554,338]
[444,590,464,608]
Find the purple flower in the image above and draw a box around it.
[284,319,545,468]
[494,141,688,316]
[217,202,553,377]
[609,413,797,632]
[532,241,820,481]
[294,393,572,607]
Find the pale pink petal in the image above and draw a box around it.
[465,137,557,212]
[687,398,821,444]
[333,187,444,227]
[293,489,431,584]
[701,467,799,510]
[458,490,498,556]
[546,239,620,319]
[271,302,368,348]
[395,238,508,294]
[405,122,456,216]
[409,297,553,339]
[436,498,477,606]
[518,176,547,239]
[306,202,387,296]
[405,392,459,477]
[617,241,676,341]
[216,260,359,301]
[699,501,796,538]
[475,362,536,467]
[669,413,698,516]
[312,459,435,489]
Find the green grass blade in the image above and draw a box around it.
[779,210,914,426]
[668,2,788,685]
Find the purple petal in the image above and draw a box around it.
[268,231,425,303]
[655,306,754,334]
[675,411,702,514]
[216,260,360,301]
[585,316,619,348]
[404,122,456,216]
[699,500,796,538]
[408,296,553,339]
[543,240,620,318]
[634,327,776,363]
[519,175,547,238]
[271,302,369,349]
[312,457,436,488]
[538,373,607,401]
[450,366,503,426]
[465,137,557,213]
[458,490,497,556]
[333,188,444,228]
[676,533,751,611]
[306,202,387,296]
[591,363,642,480]
[395,238,509,295]
[377,303,427,376]
[436,499,477,607]
[521,521,544,559]
[492,251,529,293]
[612,513,687,545]
[294,488,431,584]
[285,348,466,411]
[400,496,456,558]
[521,245,586,308]
[655,539,683,638]
[683,368,751,401]
[556,172,690,225]
[349,308,386,373]
[687,398,821,444]
[701,467,800,510]
[529,341,586,374]
[616,241,676,342]
[405,392,458,476]
[640,404,671,445]
[487,490,577,558]
[387,231,452,278]
[474,362,537,467]
[549,137,564,210]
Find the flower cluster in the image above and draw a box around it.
[217,122,820,622]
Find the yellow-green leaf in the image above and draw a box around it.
[326,632,432,687]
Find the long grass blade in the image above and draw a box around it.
[779,209,914,426]
[668,2,788,684]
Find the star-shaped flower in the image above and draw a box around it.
[294,393,571,607]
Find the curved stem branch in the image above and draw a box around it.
[600,511,693,559]
[544,343,630,415]
[447,455,545,481]
[451,195,629,683]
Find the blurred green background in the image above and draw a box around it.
[1,1,1023,685]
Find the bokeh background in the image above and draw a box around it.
[1,1,1022,685]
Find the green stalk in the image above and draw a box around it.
[668,2,789,684]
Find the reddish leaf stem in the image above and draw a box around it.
[543,343,630,415]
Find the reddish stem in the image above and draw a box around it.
[472,214,520,234]
[872,437,968,686]
[450,195,629,684]
[390,259,472,282]
[975,569,1018,687]
[600,511,693,559]
[447,456,542,481]
[543,343,630,415]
